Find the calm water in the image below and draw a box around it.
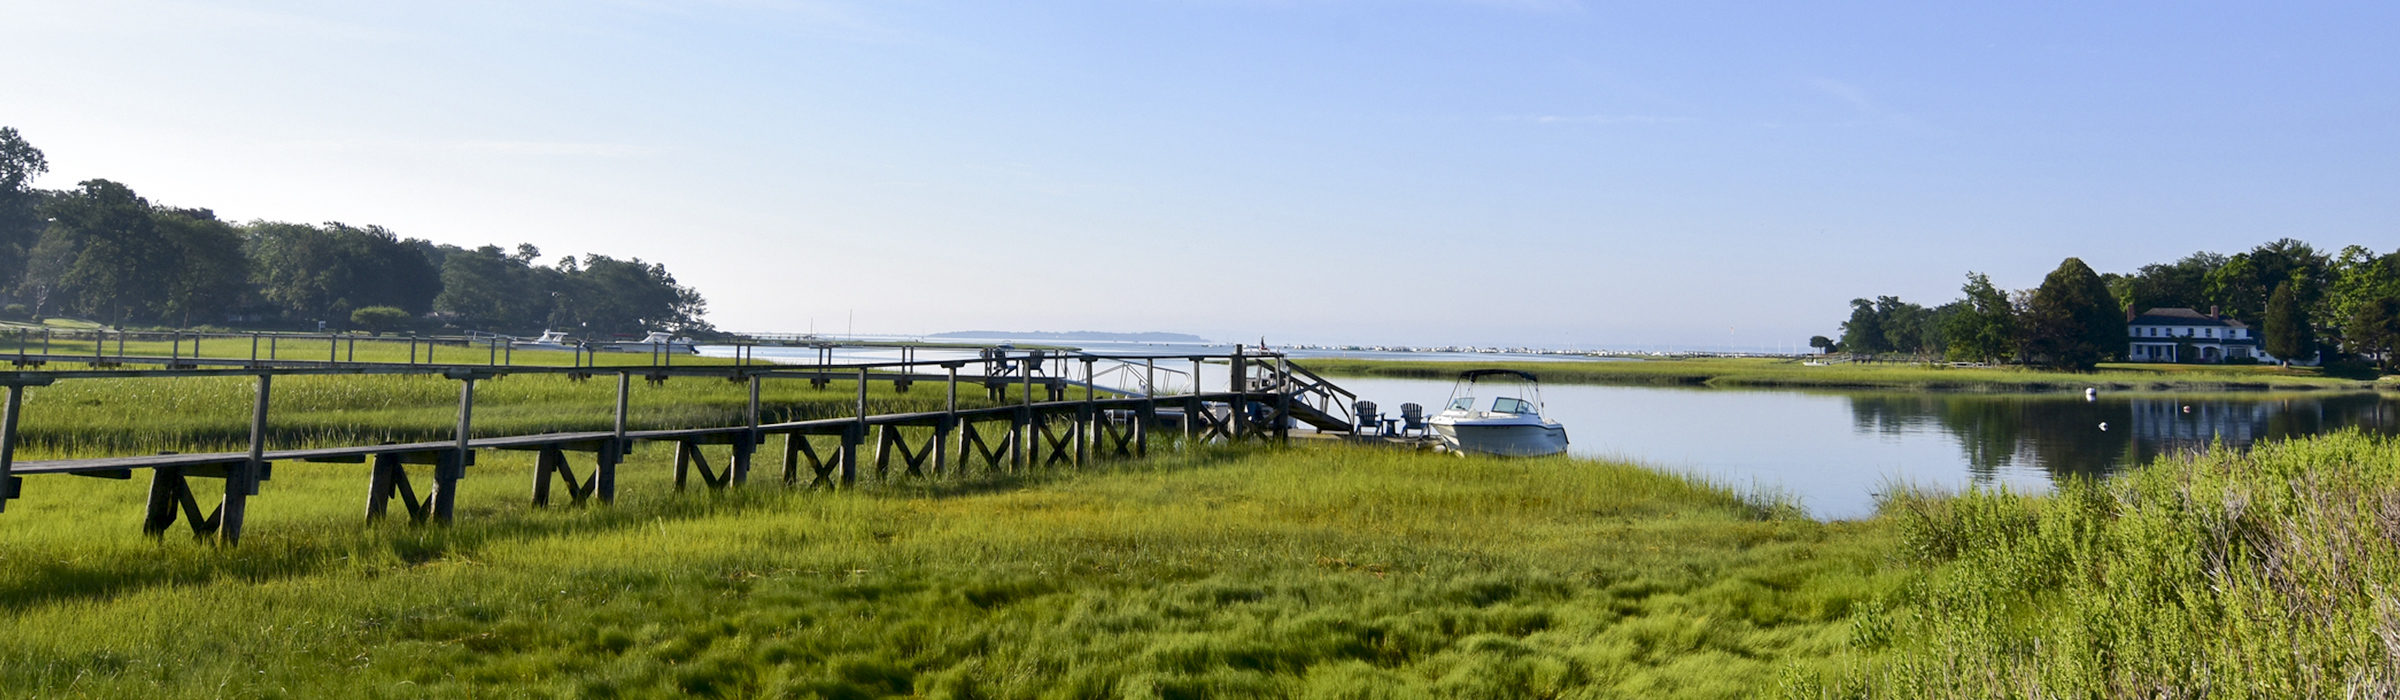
[1329,376,2400,520]
[700,344,2400,520]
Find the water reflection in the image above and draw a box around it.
[1846,393,2400,484]
[1328,375,2400,520]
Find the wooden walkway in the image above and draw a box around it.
[0,345,1358,544]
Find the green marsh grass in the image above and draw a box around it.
[1791,429,2400,697]
[0,445,1901,698]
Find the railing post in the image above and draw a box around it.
[221,373,271,544]
[1275,356,1292,444]
[439,375,474,524]
[606,371,629,502]
[846,367,867,487]
[941,363,958,476]
[1188,357,1203,444]
[1080,357,1095,466]
[1229,346,1246,441]
[0,383,26,513]
[738,374,760,485]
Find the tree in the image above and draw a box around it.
[547,254,708,335]
[2345,295,2400,373]
[150,208,248,326]
[1943,272,2018,364]
[1879,297,1934,355]
[2118,252,2224,313]
[2206,239,2329,323]
[30,179,181,323]
[0,127,48,298]
[2262,281,2317,366]
[243,221,440,323]
[1840,298,1890,354]
[2022,258,2125,370]
[434,245,552,332]
[2323,245,2400,356]
[1808,335,1835,354]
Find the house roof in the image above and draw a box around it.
[2129,307,2248,329]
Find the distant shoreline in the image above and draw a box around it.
[927,330,1210,343]
[1294,356,2390,393]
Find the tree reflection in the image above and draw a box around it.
[1846,392,2400,482]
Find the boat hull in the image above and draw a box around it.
[1430,420,1569,457]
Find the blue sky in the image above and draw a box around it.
[4,1,2395,349]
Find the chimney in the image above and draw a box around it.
[2210,305,2221,318]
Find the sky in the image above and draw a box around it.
[3,1,2396,350]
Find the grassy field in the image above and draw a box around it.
[0,444,1900,698]
[1295,356,2388,392]
[6,358,2399,697]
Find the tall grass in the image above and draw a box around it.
[1790,430,2400,697]
[0,445,1899,697]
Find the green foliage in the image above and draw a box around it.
[1839,298,1887,354]
[2022,257,2124,370]
[2345,295,2400,372]
[348,305,412,334]
[0,127,47,297]
[1840,297,1944,356]
[29,179,184,323]
[2262,281,2316,364]
[242,220,442,321]
[2118,251,2224,314]
[1792,431,2400,697]
[2206,238,2328,323]
[1940,272,2016,364]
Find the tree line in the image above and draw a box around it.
[1815,239,2400,372]
[0,127,708,336]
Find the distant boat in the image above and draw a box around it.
[599,331,698,354]
[1428,369,1570,457]
[511,330,576,351]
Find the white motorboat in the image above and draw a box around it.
[511,330,576,351]
[1427,369,1569,457]
[599,331,698,354]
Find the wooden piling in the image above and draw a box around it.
[0,384,25,513]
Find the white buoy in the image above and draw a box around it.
[2085,387,2098,401]
[2098,422,2109,431]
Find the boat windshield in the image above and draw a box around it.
[1491,397,1532,414]
[1447,397,1475,411]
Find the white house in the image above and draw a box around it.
[2126,307,2284,363]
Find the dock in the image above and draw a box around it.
[0,337,1367,544]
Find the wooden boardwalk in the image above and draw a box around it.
[0,344,1360,544]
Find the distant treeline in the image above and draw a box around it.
[0,127,708,336]
[1819,239,2400,371]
